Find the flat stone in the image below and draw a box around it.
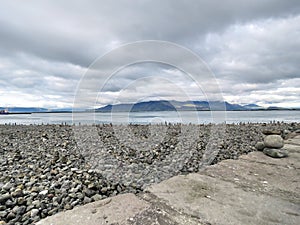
[263,148,288,158]
[37,194,149,225]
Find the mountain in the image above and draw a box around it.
[267,106,288,110]
[96,100,250,112]
[97,100,177,112]
[243,104,263,110]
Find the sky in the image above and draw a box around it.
[0,0,300,109]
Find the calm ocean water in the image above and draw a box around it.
[0,111,299,125]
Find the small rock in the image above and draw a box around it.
[0,193,11,203]
[255,142,265,151]
[31,200,41,208]
[64,204,72,210]
[0,211,7,218]
[6,212,16,220]
[83,196,92,204]
[101,187,108,194]
[12,188,23,198]
[47,208,58,216]
[70,168,78,172]
[30,209,39,218]
[13,205,26,215]
[88,183,97,190]
[91,194,103,201]
[50,169,58,175]
[263,148,288,158]
[5,199,15,207]
[2,182,13,191]
[17,197,26,205]
[264,135,284,149]
[39,190,49,196]
[282,129,291,139]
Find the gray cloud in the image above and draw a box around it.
[0,0,299,108]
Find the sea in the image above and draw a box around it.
[0,111,299,125]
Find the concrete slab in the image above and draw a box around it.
[238,150,300,169]
[285,136,300,146]
[146,173,300,225]
[201,155,300,203]
[284,144,300,153]
[37,193,149,225]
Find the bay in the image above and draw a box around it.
[0,110,299,125]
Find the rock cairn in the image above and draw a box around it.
[255,129,289,158]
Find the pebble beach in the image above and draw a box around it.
[0,122,299,224]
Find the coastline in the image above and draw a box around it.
[0,122,299,224]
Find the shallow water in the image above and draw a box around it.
[0,110,299,125]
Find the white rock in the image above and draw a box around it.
[39,190,48,195]
[31,208,39,218]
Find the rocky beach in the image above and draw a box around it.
[0,122,299,224]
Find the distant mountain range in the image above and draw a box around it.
[95,100,296,112]
[96,100,244,111]
[1,101,298,113]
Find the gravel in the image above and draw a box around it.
[0,122,299,224]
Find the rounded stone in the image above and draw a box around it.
[255,142,265,151]
[264,135,284,149]
[11,189,23,198]
[30,209,39,218]
[0,193,11,203]
[6,212,16,220]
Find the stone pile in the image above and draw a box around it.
[0,122,298,224]
[255,129,288,158]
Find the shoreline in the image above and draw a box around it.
[0,122,299,224]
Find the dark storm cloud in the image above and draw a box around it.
[0,0,299,107]
[1,0,299,66]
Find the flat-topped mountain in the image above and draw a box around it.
[96,100,257,112]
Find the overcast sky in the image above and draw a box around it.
[0,0,300,108]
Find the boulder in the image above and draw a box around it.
[264,135,284,149]
[263,148,288,158]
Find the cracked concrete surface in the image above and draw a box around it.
[38,134,300,225]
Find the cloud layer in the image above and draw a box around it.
[0,0,299,108]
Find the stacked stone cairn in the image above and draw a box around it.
[255,130,288,158]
